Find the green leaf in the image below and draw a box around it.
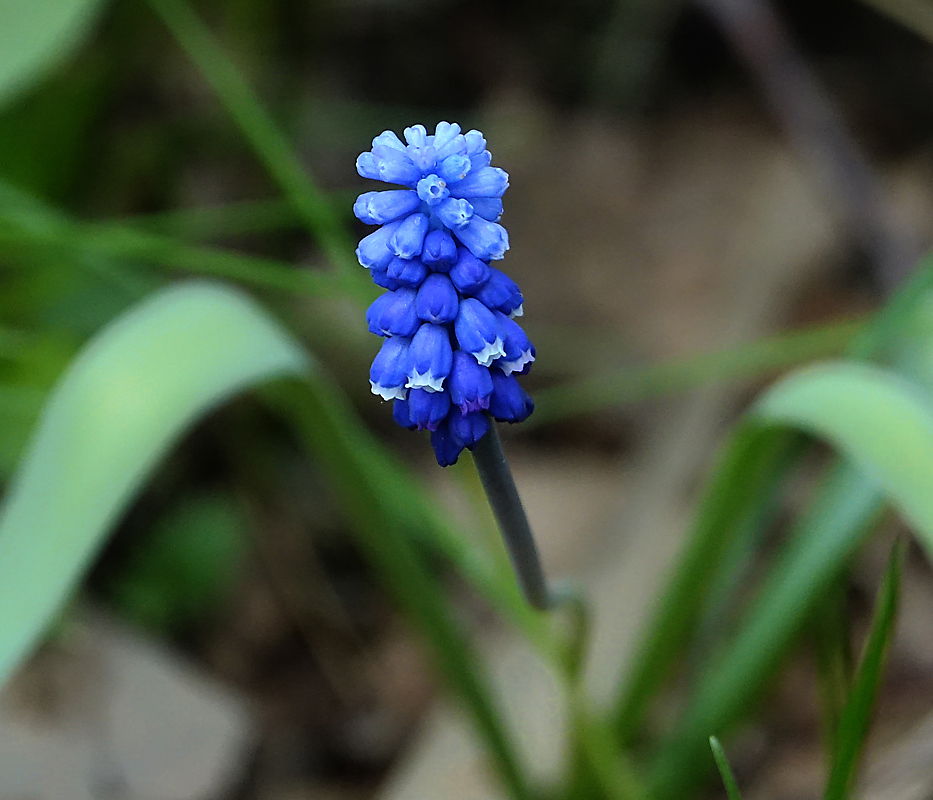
[0,281,306,686]
[824,540,903,800]
[531,320,863,427]
[144,0,364,288]
[811,578,855,755]
[648,462,883,798]
[709,737,743,800]
[754,362,933,545]
[0,0,107,108]
[262,379,537,800]
[648,360,933,798]
[0,281,533,800]
[615,258,933,797]
[612,427,801,746]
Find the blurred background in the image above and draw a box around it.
[3,0,933,798]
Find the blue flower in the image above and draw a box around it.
[472,267,523,316]
[421,229,458,270]
[407,388,452,431]
[356,122,535,466]
[370,336,410,401]
[449,410,490,448]
[449,247,490,294]
[387,256,428,288]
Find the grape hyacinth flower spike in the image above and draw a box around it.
[356,122,549,609]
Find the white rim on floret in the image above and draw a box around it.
[407,371,445,393]
[499,349,535,375]
[473,338,506,367]
[371,382,408,401]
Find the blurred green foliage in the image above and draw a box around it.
[0,2,933,800]
[106,494,248,634]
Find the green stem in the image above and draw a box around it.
[266,380,537,800]
[472,422,550,610]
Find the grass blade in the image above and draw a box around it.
[530,320,863,427]
[612,427,801,746]
[264,379,538,800]
[824,540,904,800]
[709,737,743,800]
[811,578,855,753]
[648,359,933,797]
[647,462,883,798]
[610,255,933,747]
[144,0,361,284]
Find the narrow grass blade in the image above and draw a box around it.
[264,380,537,800]
[128,198,301,240]
[612,427,801,746]
[144,0,361,284]
[611,256,933,747]
[648,462,883,798]
[709,737,743,800]
[0,211,345,300]
[812,578,854,753]
[649,359,933,797]
[0,282,307,686]
[824,539,904,800]
[531,320,863,427]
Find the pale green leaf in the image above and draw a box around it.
[755,361,933,553]
[648,361,933,797]
[0,0,107,108]
[0,281,307,685]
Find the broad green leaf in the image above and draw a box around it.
[709,737,743,800]
[824,540,903,800]
[0,282,532,800]
[0,0,107,108]
[0,281,307,686]
[611,257,933,750]
[754,362,933,548]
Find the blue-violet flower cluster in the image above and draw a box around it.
[356,122,535,466]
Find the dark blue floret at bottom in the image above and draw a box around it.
[357,122,535,466]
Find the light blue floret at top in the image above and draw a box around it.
[356,122,534,467]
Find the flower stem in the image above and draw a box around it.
[472,421,550,610]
